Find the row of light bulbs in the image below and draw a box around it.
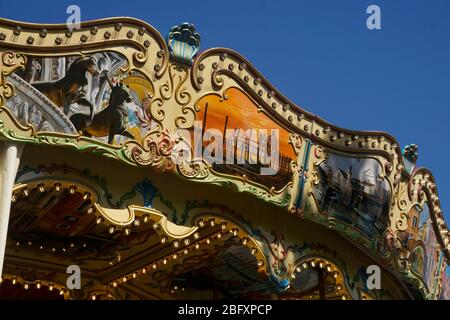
[110,218,264,290]
[0,275,68,296]
[12,183,96,215]
[10,182,154,238]
[95,212,161,238]
[290,258,347,300]
[14,239,88,254]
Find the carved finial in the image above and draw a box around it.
[402,144,418,174]
[166,22,200,66]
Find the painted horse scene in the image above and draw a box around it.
[12,52,154,145]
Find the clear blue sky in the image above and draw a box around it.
[1,0,449,221]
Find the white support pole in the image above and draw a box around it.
[0,142,23,277]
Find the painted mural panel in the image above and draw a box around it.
[195,88,296,190]
[439,266,450,300]
[311,153,390,238]
[407,204,445,294]
[11,52,154,145]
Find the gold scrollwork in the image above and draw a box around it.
[125,129,176,171]
[144,64,197,130]
[0,51,27,106]
[313,145,327,166]
[288,133,302,156]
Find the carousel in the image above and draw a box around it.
[0,17,448,300]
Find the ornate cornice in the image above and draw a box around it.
[408,168,450,259]
[191,48,403,161]
[0,17,169,78]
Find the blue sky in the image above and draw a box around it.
[1,0,449,221]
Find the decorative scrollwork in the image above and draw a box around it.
[313,145,327,166]
[149,97,165,124]
[125,129,176,171]
[143,64,196,130]
[132,49,148,66]
[0,51,27,106]
[177,158,210,179]
[288,133,302,155]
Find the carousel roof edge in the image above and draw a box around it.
[0,16,165,37]
[0,16,427,160]
[193,46,401,140]
[0,17,448,263]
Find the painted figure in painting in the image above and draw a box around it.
[70,74,135,144]
[31,56,99,118]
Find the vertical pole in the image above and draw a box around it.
[317,268,326,300]
[0,142,23,276]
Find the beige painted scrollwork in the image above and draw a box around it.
[0,51,27,106]
[125,129,176,171]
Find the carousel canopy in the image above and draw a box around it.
[0,17,448,300]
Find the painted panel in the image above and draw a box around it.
[311,152,390,238]
[407,203,445,294]
[11,52,154,145]
[195,87,296,190]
